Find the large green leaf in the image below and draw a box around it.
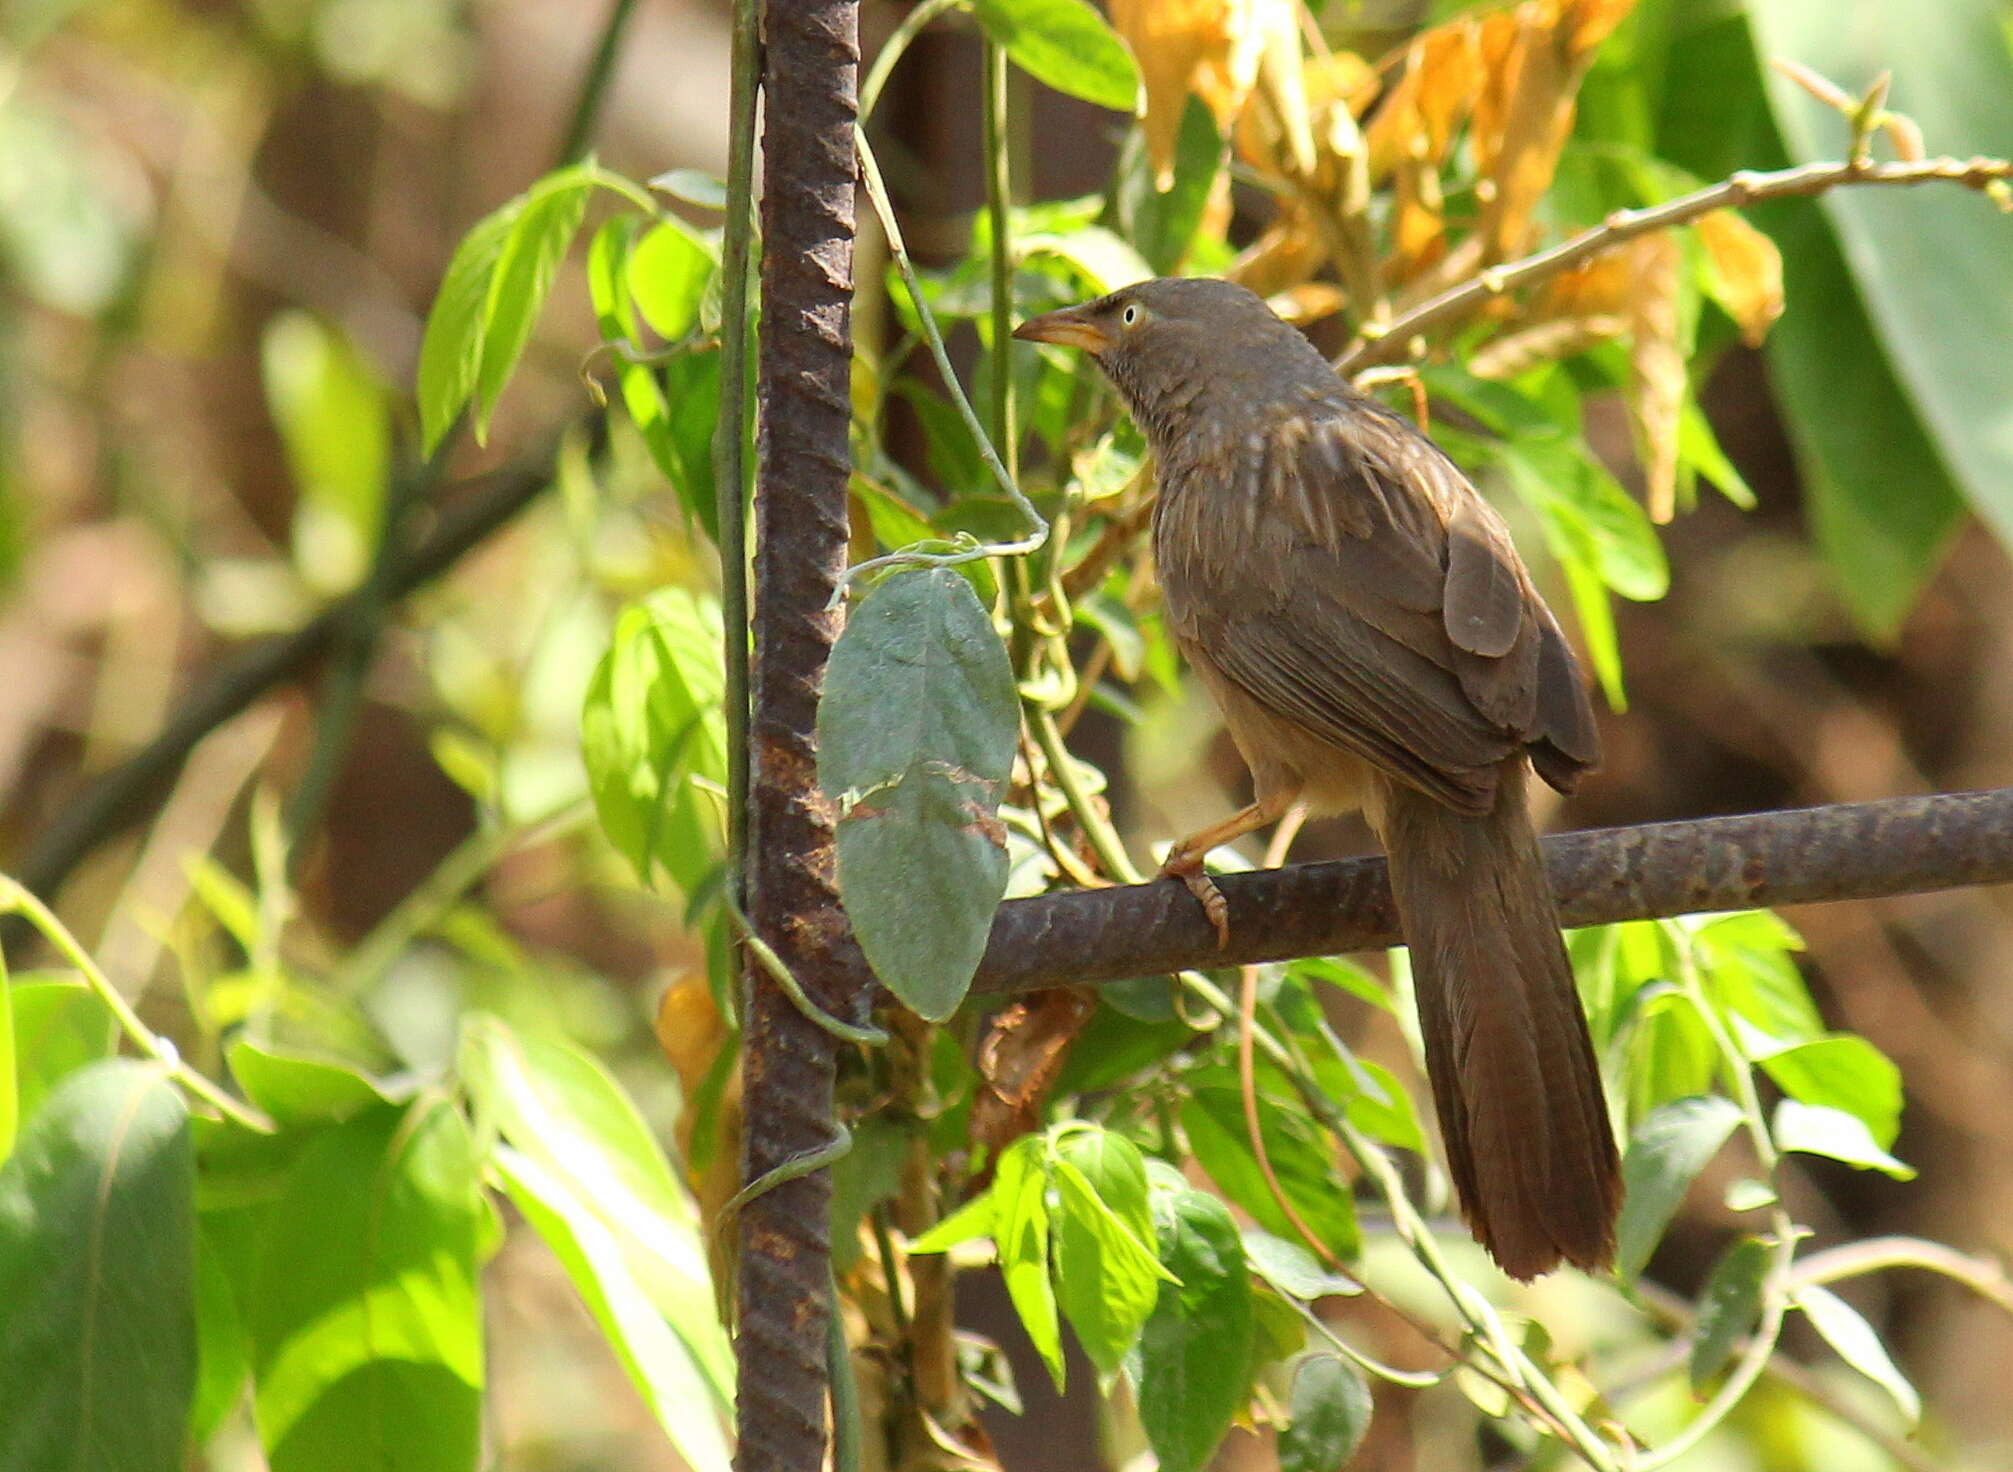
[494,1147,731,1472]
[628,218,716,343]
[993,1135,1064,1388]
[1690,1234,1769,1391]
[1615,1094,1742,1280]
[0,1060,195,1471]
[1049,1127,1168,1377]
[1747,0,2013,631]
[7,979,118,1131]
[1794,1284,1921,1427]
[820,568,1019,1020]
[1137,1167,1255,1472]
[580,588,728,896]
[247,1098,484,1472]
[458,1015,731,1409]
[972,0,1140,114]
[1180,1083,1358,1264]
[226,1039,392,1127]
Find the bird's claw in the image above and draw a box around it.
[1157,853,1230,949]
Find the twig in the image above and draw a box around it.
[0,877,272,1134]
[973,787,2013,994]
[10,425,603,915]
[1788,1235,2013,1319]
[1336,155,2013,373]
[554,0,643,165]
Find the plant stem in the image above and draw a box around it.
[555,0,643,164]
[859,0,964,123]
[0,877,272,1133]
[713,0,761,893]
[1337,154,2013,373]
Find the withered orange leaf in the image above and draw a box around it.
[1696,208,1785,347]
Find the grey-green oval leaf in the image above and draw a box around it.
[821,568,1018,1020]
[0,1059,194,1472]
[1795,1284,1921,1427]
[1278,1353,1373,1472]
[972,0,1141,114]
[1616,1094,1742,1280]
[1689,1235,1769,1391]
[1138,1180,1254,1472]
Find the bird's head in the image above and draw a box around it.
[1013,277,1335,450]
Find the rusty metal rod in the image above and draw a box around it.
[972,787,2013,995]
[733,4,872,1472]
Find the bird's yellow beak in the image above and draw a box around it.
[1012,305,1114,354]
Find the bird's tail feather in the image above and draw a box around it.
[1377,765,1621,1279]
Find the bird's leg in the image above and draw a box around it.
[1156,792,1296,947]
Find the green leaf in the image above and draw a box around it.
[1773,1100,1916,1180]
[1756,1035,1902,1148]
[494,1146,732,1472]
[829,1115,909,1273]
[416,199,520,453]
[994,1135,1063,1388]
[1751,0,2013,627]
[469,166,597,442]
[906,1190,996,1254]
[262,310,389,593]
[0,944,12,1167]
[247,1098,483,1472]
[0,1060,194,1472]
[587,215,645,344]
[226,1040,392,1127]
[1241,1229,1360,1303]
[1052,1157,1166,1375]
[1689,1235,1769,1391]
[1181,1084,1358,1263]
[1053,1124,1155,1255]
[628,218,717,342]
[416,165,598,453]
[1138,1178,1254,1472]
[457,1015,732,1405]
[1278,1353,1373,1472]
[972,0,1140,113]
[580,588,728,896]
[1794,1284,1921,1426]
[1615,1095,1742,1279]
[820,568,1019,1020]
[192,1218,251,1442]
[630,348,722,541]
[1112,94,1225,275]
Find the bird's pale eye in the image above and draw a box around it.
[1121,303,1141,327]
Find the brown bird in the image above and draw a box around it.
[1014,277,1620,1278]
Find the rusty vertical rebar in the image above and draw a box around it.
[735,3,872,1472]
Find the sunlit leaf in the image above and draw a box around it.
[262,311,390,592]
[1795,1284,1921,1426]
[628,218,716,342]
[1181,1084,1358,1263]
[975,0,1141,115]
[1109,0,1266,185]
[1695,208,1783,346]
[1755,1035,1902,1148]
[580,588,728,896]
[226,1040,393,1127]
[247,1097,483,1472]
[821,568,1018,1021]
[0,1061,194,1472]
[1773,1100,1915,1180]
[1241,1229,1360,1303]
[994,1135,1064,1387]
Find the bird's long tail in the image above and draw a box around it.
[1375,763,1621,1279]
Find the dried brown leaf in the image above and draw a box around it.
[1366,19,1484,182]
[1474,0,1638,261]
[1696,209,1784,346]
[1469,315,1628,379]
[1110,0,1269,186]
[1626,232,1685,523]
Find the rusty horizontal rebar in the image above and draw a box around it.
[973,787,2013,995]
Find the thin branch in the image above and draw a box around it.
[9,426,601,914]
[555,0,643,165]
[974,787,2013,994]
[1788,1235,2013,1319]
[1336,154,2013,373]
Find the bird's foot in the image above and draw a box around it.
[1157,851,1230,949]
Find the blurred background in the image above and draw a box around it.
[3,0,2011,1468]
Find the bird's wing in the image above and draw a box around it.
[1158,398,1597,806]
